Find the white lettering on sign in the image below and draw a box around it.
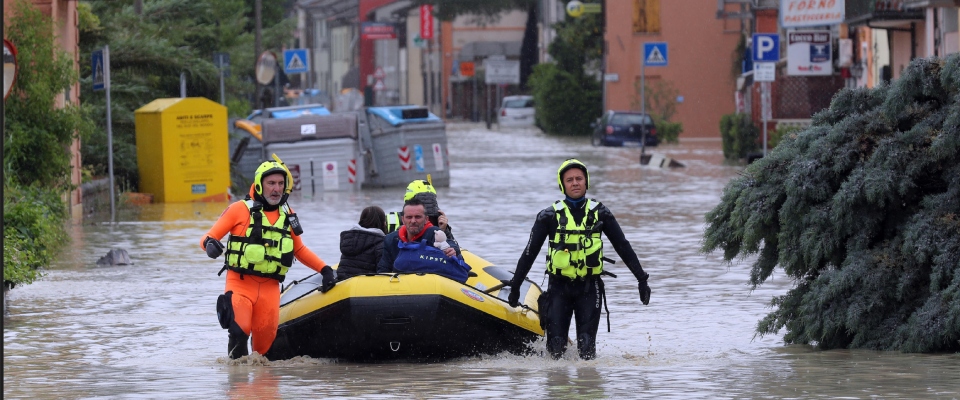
[301,124,316,135]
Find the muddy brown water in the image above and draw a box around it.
[4,123,958,398]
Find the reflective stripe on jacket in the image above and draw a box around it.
[546,199,603,279]
[224,200,294,281]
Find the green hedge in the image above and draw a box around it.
[3,182,68,287]
[719,113,759,160]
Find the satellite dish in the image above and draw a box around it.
[4,39,18,101]
[255,51,277,85]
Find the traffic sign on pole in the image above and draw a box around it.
[283,49,309,74]
[92,50,105,91]
[643,42,668,67]
[752,33,780,62]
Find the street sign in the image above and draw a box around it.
[373,79,385,91]
[420,4,434,40]
[752,33,780,62]
[283,49,309,74]
[412,34,427,48]
[643,42,668,66]
[213,52,230,68]
[754,62,776,81]
[460,61,475,77]
[255,51,277,85]
[483,58,520,85]
[4,39,17,100]
[374,66,385,79]
[92,49,105,91]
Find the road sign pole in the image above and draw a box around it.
[640,60,646,156]
[762,82,769,157]
[219,67,225,105]
[104,45,115,223]
[274,62,280,108]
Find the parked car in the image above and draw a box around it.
[498,95,536,128]
[591,110,658,147]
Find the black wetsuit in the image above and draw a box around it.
[512,197,647,359]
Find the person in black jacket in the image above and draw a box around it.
[503,159,652,360]
[336,206,387,280]
[377,198,463,279]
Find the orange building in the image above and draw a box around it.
[4,0,83,219]
[604,0,743,138]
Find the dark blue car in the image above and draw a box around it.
[591,111,658,147]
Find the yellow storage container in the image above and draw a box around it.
[134,97,230,203]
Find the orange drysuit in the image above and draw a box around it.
[201,200,327,355]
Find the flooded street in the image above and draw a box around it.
[5,123,959,398]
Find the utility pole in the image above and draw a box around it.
[255,0,262,109]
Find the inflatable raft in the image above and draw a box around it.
[265,250,544,361]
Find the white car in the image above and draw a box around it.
[497,95,536,128]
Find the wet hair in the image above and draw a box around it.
[359,206,387,234]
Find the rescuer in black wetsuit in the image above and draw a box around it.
[503,158,652,360]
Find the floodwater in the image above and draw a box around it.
[4,123,959,399]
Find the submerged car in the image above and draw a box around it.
[498,95,536,128]
[591,110,658,147]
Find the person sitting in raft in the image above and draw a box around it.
[376,197,470,283]
[336,206,387,281]
[386,180,456,244]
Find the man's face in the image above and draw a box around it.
[402,204,427,238]
[261,173,285,205]
[562,168,586,199]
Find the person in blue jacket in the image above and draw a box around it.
[377,197,469,282]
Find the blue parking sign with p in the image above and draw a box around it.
[752,33,780,62]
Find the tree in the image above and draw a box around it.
[702,55,960,352]
[528,11,603,136]
[4,0,95,287]
[78,0,294,191]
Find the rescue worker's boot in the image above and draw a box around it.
[227,322,249,359]
[577,333,597,360]
[547,336,567,360]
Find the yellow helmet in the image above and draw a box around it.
[254,161,290,197]
[404,179,437,201]
[557,158,589,195]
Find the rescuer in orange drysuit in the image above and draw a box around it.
[200,159,335,359]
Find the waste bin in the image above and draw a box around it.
[134,97,230,203]
[359,106,449,188]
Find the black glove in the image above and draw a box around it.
[638,273,651,305]
[320,266,336,293]
[204,236,224,259]
[503,279,521,308]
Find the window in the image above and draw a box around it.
[633,0,661,34]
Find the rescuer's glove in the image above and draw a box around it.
[503,279,521,308]
[204,236,224,259]
[320,266,337,293]
[638,273,651,305]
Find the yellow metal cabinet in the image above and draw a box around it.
[134,98,230,203]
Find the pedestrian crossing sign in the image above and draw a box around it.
[283,49,309,74]
[643,42,668,67]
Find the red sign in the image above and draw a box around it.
[4,39,18,101]
[361,22,397,40]
[420,4,434,40]
[460,61,475,77]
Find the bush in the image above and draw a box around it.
[769,124,802,149]
[719,113,759,160]
[3,182,69,287]
[529,63,601,136]
[702,54,960,352]
[655,119,683,144]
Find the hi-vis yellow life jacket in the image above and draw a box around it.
[546,199,604,279]
[386,211,402,233]
[224,200,295,281]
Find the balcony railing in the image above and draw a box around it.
[846,0,925,25]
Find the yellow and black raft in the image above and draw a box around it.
[265,250,544,361]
